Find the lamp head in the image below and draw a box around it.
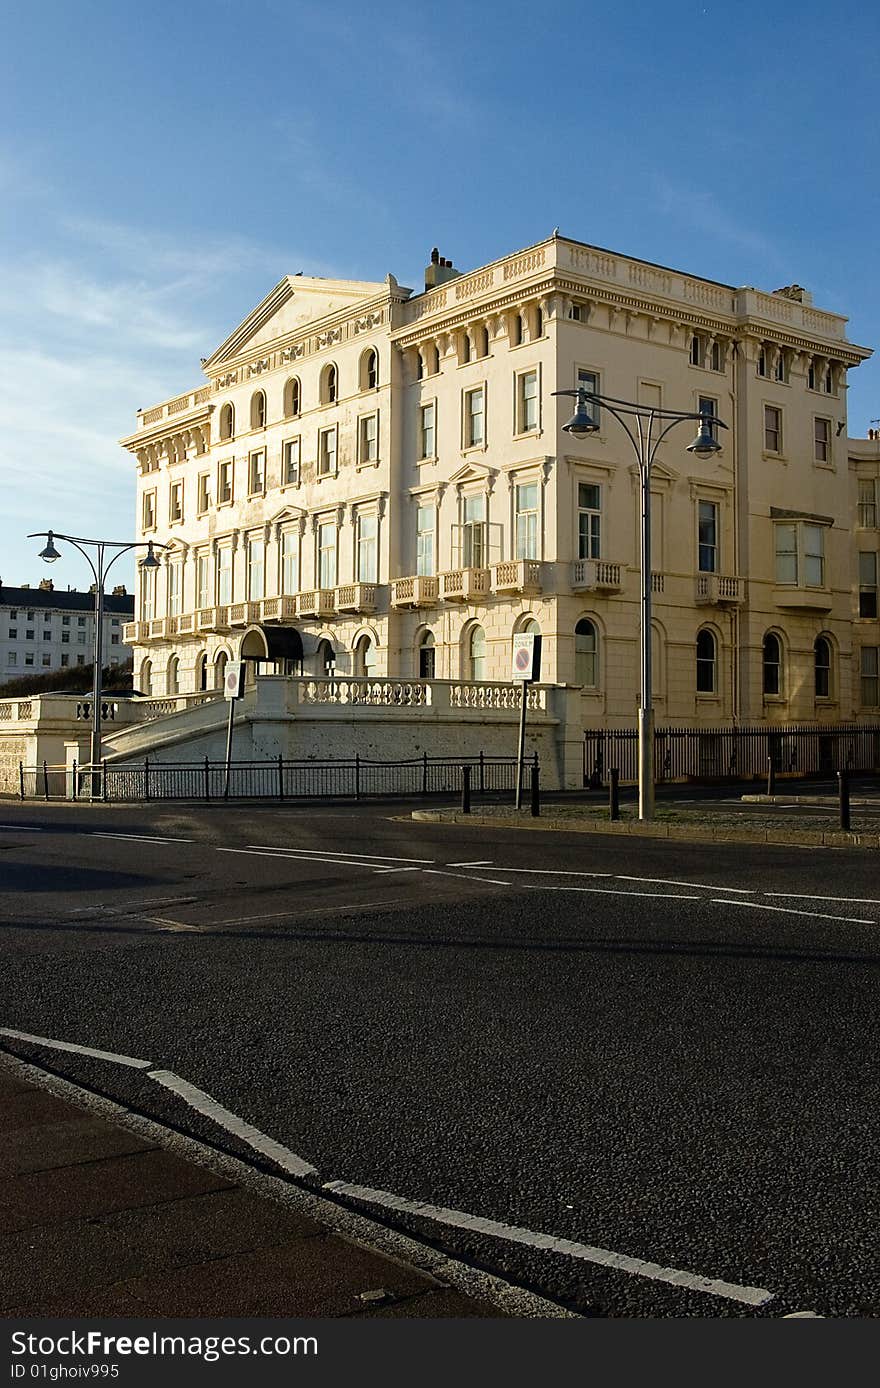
[38,531,61,563]
[139,542,160,570]
[562,394,599,439]
[687,417,723,459]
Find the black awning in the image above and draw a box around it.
[242,626,304,662]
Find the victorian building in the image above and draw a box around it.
[120,233,875,730]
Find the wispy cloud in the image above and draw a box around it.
[651,174,780,267]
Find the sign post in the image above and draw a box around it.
[223,661,246,800]
[511,634,541,810]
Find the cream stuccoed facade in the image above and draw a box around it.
[120,234,875,730]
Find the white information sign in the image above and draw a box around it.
[511,633,541,682]
[224,661,246,700]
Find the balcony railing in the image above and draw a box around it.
[298,589,337,617]
[571,559,623,592]
[336,583,378,614]
[440,568,491,602]
[229,602,262,626]
[390,576,439,608]
[491,560,543,595]
[695,574,743,605]
[261,595,299,622]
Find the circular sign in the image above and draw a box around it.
[514,646,531,672]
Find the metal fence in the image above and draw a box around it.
[585,724,880,785]
[17,752,538,803]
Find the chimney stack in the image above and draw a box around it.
[425,248,461,292]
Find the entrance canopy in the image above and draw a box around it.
[240,625,304,664]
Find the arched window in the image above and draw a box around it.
[418,630,435,679]
[762,633,782,696]
[219,403,234,441]
[575,619,598,688]
[467,624,487,681]
[140,659,152,697]
[354,635,378,678]
[360,348,378,391]
[250,391,266,431]
[196,652,208,692]
[321,364,338,405]
[317,638,335,677]
[815,636,832,698]
[214,650,228,690]
[696,629,717,693]
[284,377,301,417]
[167,655,180,696]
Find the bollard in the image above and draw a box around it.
[767,756,776,796]
[530,763,540,817]
[18,762,24,801]
[838,769,850,831]
[609,767,620,821]
[461,764,471,814]
[43,761,50,802]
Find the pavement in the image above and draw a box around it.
[0,1054,532,1320]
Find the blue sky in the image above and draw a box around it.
[2,0,878,588]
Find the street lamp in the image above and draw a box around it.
[28,530,165,794]
[553,388,726,821]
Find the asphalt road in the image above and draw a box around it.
[0,799,878,1318]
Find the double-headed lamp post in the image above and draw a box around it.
[28,530,164,785]
[552,389,726,821]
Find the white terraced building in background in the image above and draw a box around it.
[120,232,878,730]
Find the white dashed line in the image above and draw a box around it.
[371,866,422,875]
[711,899,873,925]
[447,860,495,867]
[321,1180,774,1308]
[523,885,701,900]
[424,869,512,886]
[616,876,755,893]
[0,824,43,831]
[91,833,194,844]
[763,892,880,906]
[0,1028,152,1069]
[477,866,613,879]
[249,846,434,864]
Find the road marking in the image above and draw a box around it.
[0,824,43,831]
[249,846,434,864]
[763,892,880,906]
[448,860,494,867]
[141,917,204,932]
[711,899,873,925]
[475,866,613,879]
[208,900,406,926]
[617,876,755,893]
[0,1027,152,1069]
[69,897,198,918]
[423,869,512,886]
[148,1070,317,1177]
[523,885,702,900]
[91,833,194,844]
[321,1180,774,1308]
[372,866,422,875]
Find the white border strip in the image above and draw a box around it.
[323,1180,774,1307]
[710,899,873,925]
[0,1027,152,1069]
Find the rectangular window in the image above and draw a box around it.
[77,617,86,627]
[196,554,211,611]
[859,551,878,618]
[861,647,879,707]
[7,653,16,667]
[170,481,183,523]
[462,494,486,568]
[464,387,485,448]
[690,334,702,366]
[757,350,767,378]
[61,615,69,626]
[358,412,379,465]
[577,482,601,560]
[8,627,17,639]
[318,426,337,477]
[774,352,787,383]
[283,437,300,486]
[281,531,299,594]
[515,482,539,560]
[804,524,824,587]
[518,371,538,433]
[111,635,120,645]
[318,521,337,588]
[248,450,265,495]
[577,368,600,427]
[41,653,51,666]
[775,523,798,585]
[247,539,264,600]
[698,396,718,441]
[419,403,435,459]
[710,340,722,372]
[143,490,156,530]
[60,654,68,667]
[26,629,34,640]
[859,479,878,529]
[61,631,68,644]
[356,514,378,583]
[167,562,181,617]
[218,548,232,605]
[824,367,834,394]
[764,405,782,453]
[698,500,719,573]
[814,417,831,463]
[808,363,816,390]
[197,472,212,514]
[140,568,156,622]
[77,632,85,644]
[416,504,435,577]
[218,460,233,504]
[25,654,34,666]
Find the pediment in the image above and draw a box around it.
[448,462,497,487]
[203,275,389,371]
[627,460,680,489]
[268,504,306,525]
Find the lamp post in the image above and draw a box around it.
[28,530,164,793]
[553,389,726,821]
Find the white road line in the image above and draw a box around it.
[616,876,755,893]
[448,860,494,867]
[148,1069,317,1177]
[423,869,512,886]
[372,866,421,875]
[91,833,194,844]
[0,824,43,831]
[711,899,873,925]
[209,900,405,926]
[763,892,880,906]
[0,1028,152,1070]
[475,866,613,879]
[141,917,204,933]
[523,885,702,900]
[321,1180,773,1308]
[249,846,434,864]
